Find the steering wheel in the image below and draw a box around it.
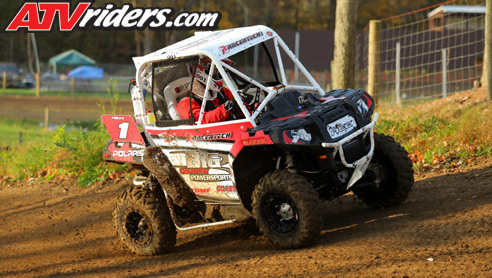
[238,83,255,95]
[227,83,255,120]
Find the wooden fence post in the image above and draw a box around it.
[36,72,40,98]
[442,49,447,98]
[485,0,491,100]
[2,71,6,89]
[395,41,401,106]
[71,77,75,97]
[368,20,381,102]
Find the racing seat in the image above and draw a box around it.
[163,77,192,120]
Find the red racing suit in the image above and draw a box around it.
[176,87,234,124]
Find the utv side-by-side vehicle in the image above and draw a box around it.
[102,25,414,255]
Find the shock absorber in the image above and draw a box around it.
[285,153,296,173]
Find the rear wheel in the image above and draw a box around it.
[353,133,414,208]
[113,184,176,255]
[252,170,322,248]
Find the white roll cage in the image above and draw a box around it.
[130,25,325,127]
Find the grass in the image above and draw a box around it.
[375,89,492,170]
[0,88,132,99]
[0,123,128,186]
[0,79,130,186]
[0,118,53,147]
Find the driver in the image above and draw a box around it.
[176,60,238,124]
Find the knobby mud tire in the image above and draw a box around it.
[354,133,414,208]
[113,184,176,255]
[252,170,322,249]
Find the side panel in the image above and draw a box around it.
[146,121,245,203]
[146,120,276,204]
[161,149,237,203]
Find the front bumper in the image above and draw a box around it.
[321,113,378,189]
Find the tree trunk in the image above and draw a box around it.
[332,0,359,89]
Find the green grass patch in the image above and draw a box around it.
[0,118,53,147]
[0,79,130,186]
[0,123,128,186]
[376,99,492,169]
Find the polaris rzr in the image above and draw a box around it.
[102,25,414,255]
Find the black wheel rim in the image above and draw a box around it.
[123,208,153,247]
[260,190,299,235]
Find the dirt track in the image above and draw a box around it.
[1,160,491,278]
[0,95,135,123]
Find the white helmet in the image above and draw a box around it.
[188,56,236,101]
[192,66,221,100]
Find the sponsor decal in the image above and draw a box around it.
[320,96,346,104]
[216,185,236,192]
[5,2,221,32]
[179,168,209,174]
[193,132,232,141]
[242,138,268,146]
[190,174,231,181]
[112,149,144,157]
[174,81,191,93]
[363,93,373,109]
[266,31,273,36]
[169,151,228,168]
[187,152,224,168]
[327,115,357,139]
[102,115,145,144]
[357,99,369,116]
[219,31,263,54]
[193,68,222,92]
[193,187,211,195]
[283,129,312,144]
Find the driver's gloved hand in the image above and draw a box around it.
[224,99,238,120]
[224,99,235,111]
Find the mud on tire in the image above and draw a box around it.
[252,170,322,249]
[354,133,414,208]
[113,184,176,255]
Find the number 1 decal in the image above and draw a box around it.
[118,122,130,139]
[101,115,144,144]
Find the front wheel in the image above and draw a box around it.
[252,170,322,248]
[113,184,176,255]
[353,133,414,208]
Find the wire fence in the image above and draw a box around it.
[36,63,134,94]
[356,0,486,103]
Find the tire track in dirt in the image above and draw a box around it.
[0,161,491,277]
